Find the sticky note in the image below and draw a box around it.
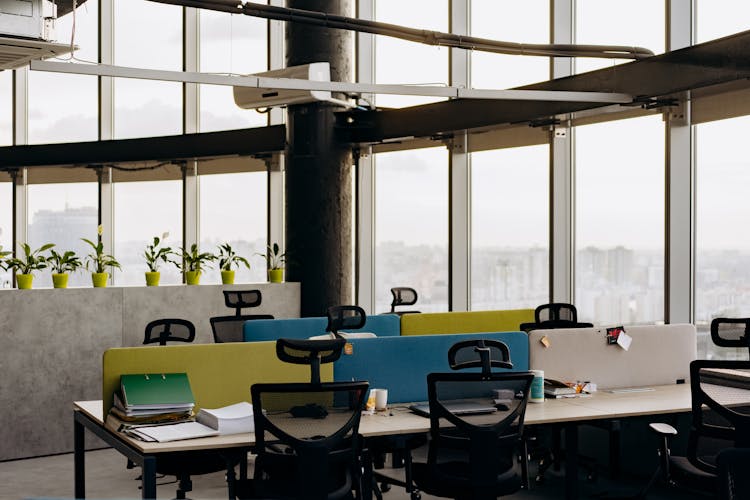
[540,336,550,348]
[617,332,632,351]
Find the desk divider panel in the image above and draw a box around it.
[400,309,534,336]
[102,342,332,419]
[243,314,401,342]
[528,324,697,389]
[333,331,529,403]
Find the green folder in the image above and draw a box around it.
[120,373,195,410]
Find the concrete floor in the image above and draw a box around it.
[0,447,705,500]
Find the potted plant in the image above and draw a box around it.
[5,243,54,289]
[82,225,121,288]
[177,244,215,285]
[216,243,250,285]
[0,245,10,271]
[48,249,82,288]
[143,233,174,286]
[258,242,286,283]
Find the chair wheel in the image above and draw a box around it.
[410,492,421,500]
[380,482,391,492]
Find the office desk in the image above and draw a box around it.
[74,385,696,500]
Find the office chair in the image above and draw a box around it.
[710,318,750,357]
[327,305,367,337]
[412,369,534,499]
[223,289,263,316]
[210,314,275,343]
[236,337,368,500]
[390,287,420,315]
[519,302,593,332]
[641,360,750,497]
[143,318,196,345]
[717,448,750,499]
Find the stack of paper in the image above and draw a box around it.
[125,421,219,442]
[196,402,255,435]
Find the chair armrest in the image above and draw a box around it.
[649,422,678,437]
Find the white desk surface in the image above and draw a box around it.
[75,383,697,455]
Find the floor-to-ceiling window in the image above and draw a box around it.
[26,178,98,287]
[28,0,98,144]
[114,0,182,139]
[575,0,664,74]
[0,71,11,145]
[471,145,549,310]
[199,7,267,132]
[575,115,665,324]
[372,0,450,311]
[113,177,183,286]
[693,0,750,359]
[695,117,750,359]
[375,147,449,312]
[470,0,549,89]
[199,169,267,284]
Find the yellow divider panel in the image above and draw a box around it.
[400,309,534,336]
[102,342,332,419]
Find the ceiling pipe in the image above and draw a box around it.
[147,0,654,60]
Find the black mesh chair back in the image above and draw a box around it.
[711,318,750,356]
[143,318,196,346]
[247,380,369,500]
[223,289,262,316]
[687,360,750,476]
[717,448,750,500]
[413,371,534,499]
[448,339,513,375]
[520,302,593,332]
[210,314,275,343]
[326,305,367,336]
[276,338,347,384]
[390,287,420,315]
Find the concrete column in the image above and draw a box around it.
[286,0,353,316]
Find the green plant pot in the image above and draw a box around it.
[92,272,109,288]
[269,268,284,283]
[185,270,201,285]
[145,271,161,287]
[52,273,69,289]
[16,273,33,289]
[221,270,235,285]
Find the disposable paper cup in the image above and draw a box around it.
[372,388,388,411]
[530,369,545,403]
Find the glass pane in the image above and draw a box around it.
[114,0,182,139]
[575,0,665,74]
[28,0,98,144]
[199,171,267,284]
[696,0,750,43]
[471,145,549,310]
[375,147,448,312]
[199,9,268,131]
[471,0,549,89]
[27,183,98,287]
[114,181,183,286]
[695,116,750,359]
[0,180,11,287]
[375,0,448,108]
[0,72,11,146]
[575,115,665,324]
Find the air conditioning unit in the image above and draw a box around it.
[0,0,57,40]
[0,0,75,70]
[233,62,332,109]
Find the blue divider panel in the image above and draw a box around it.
[333,331,529,404]
[244,314,401,342]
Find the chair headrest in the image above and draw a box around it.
[223,289,262,314]
[711,318,750,349]
[326,305,367,334]
[535,303,578,323]
[390,287,418,307]
[276,338,346,366]
[448,339,513,375]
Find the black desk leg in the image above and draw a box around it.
[141,456,157,500]
[74,416,85,499]
[565,423,578,500]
